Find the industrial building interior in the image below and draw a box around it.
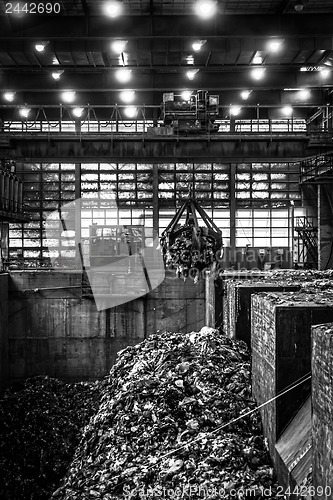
[1,0,333,498]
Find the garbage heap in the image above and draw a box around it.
[52,328,278,500]
[0,376,104,500]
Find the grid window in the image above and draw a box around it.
[236,208,292,247]
[9,161,301,268]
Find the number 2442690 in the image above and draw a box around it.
[6,3,61,14]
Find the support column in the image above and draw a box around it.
[318,184,321,270]
[312,323,333,498]
[75,162,82,270]
[152,164,159,248]
[289,201,294,268]
[205,262,216,327]
[230,164,236,267]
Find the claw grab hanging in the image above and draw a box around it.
[160,195,223,280]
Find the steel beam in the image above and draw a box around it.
[1,71,333,93]
[0,133,319,161]
[0,36,332,53]
[1,15,333,39]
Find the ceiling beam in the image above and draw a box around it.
[1,69,332,92]
[149,0,154,16]
[0,36,332,54]
[80,0,89,16]
[276,0,292,14]
[1,14,333,39]
[0,63,331,73]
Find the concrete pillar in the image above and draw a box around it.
[312,323,333,499]
[75,162,82,270]
[0,274,8,391]
[251,291,333,458]
[205,262,216,327]
[230,164,236,266]
[152,164,159,248]
[318,184,321,270]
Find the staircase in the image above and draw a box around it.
[295,217,318,268]
[300,154,333,184]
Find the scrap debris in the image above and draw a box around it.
[160,198,223,279]
[51,327,279,499]
[162,228,218,278]
[258,289,333,306]
[0,376,104,500]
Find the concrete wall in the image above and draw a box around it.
[0,274,8,391]
[319,185,333,270]
[223,280,300,346]
[251,292,333,459]
[312,323,333,498]
[7,271,205,383]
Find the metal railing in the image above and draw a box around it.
[1,118,308,135]
[300,154,333,183]
[0,103,328,136]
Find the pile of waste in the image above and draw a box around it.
[0,376,104,500]
[52,328,278,499]
[224,268,333,285]
[270,269,333,280]
[261,288,333,306]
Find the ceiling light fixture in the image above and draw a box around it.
[51,70,64,80]
[282,105,293,116]
[298,89,311,99]
[294,0,304,12]
[186,55,195,65]
[35,42,49,52]
[252,55,263,64]
[119,90,135,103]
[186,69,200,80]
[118,52,129,66]
[300,66,323,72]
[241,90,251,100]
[230,105,241,116]
[72,107,84,118]
[124,106,137,118]
[320,67,331,78]
[111,40,128,53]
[61,91,76,103]
[181,91,193,101]
[251,67,266,80]
[3,92,15,102]
[115,68,132,83]
[19,107,31,118]
[268,40,282,52]
[192,40,207,52]
[194,0,217,19]
[104,0,123,17]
